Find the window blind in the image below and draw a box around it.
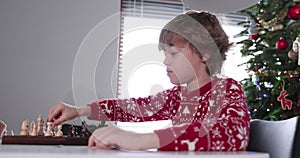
[122,0,248,24]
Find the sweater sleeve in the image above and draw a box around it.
[87,86,181,122]
[155,79,250,151]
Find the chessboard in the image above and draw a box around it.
[1,135,89,145]
[1,115,96,146]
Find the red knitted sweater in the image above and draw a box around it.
[87,78,250,151]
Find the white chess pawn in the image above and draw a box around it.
[44,122,53,136]
[29,121,34,136]
[55,125,63,137]
[19,119,29,136]
[30,122,38,136]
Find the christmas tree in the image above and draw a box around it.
[237,0,300,120]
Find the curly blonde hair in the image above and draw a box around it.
[159,11,233,75]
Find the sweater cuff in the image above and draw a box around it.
[154,127,176,149]
[87,101,102,121]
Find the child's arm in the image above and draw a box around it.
[88,125,159,151]
[87,86,181,122]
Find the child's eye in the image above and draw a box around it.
[170,52,178,56]
[163,51,178,56]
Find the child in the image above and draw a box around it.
[48,11,250,151]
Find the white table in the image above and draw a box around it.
[0,144,269,158]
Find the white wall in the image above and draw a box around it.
[0,0,120,133]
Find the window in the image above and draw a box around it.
[118,0,249,98]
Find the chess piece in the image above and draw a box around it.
[29,121,35,136]
[10,130,14,136]
[44,122,53,136]
[82,121,97,133]
[37,114,44,136]
[20,119,29,136]
[68,125,77,137]
[81,121,89,137]
[55,125,63,137]
[81,124,90,137]
[31,123,38,136]
[98,117,107,128]
[29,121,37,136]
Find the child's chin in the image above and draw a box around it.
[169,79,180,85]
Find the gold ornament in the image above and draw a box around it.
[271,23,284,31]
[258,70,300,78]
[277,8,288,19]
[258,8,288,28]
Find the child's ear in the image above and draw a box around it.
[200,53,210,62]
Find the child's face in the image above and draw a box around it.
[163,43,205,86]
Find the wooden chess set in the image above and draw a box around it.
[2,115,92,146]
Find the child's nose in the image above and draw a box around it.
[163,56,170,66]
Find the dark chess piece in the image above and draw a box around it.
[68,125,78,137]
[80,125,90,137]
[81,121,92,137]
[81,121,96,134]
[98,117,107,128]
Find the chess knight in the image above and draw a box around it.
[20,119,29,136]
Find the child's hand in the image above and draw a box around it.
[0,120,7,139]
[48,102,90,127]
[88,126,159,151]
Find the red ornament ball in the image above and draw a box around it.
[276,38,289,50]
[250,33,259,40]
[288,4,300,20]
[252,67,259,72]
